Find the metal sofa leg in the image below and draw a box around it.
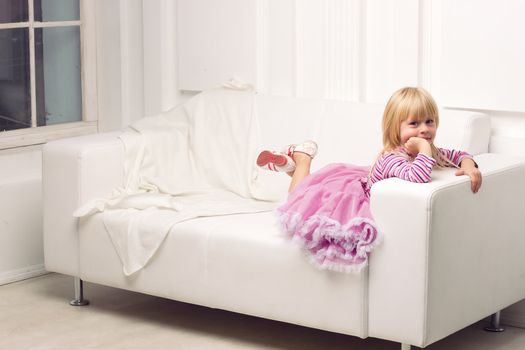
[70,277,90,306]
[401,343,411,350]
[484,311,505,332]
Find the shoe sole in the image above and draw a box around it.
[257,151,287,167]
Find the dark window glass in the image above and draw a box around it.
[0,28,31,131]
[0,0,29,23]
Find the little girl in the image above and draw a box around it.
[256,87,482,272]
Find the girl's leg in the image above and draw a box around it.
[288,152,312,193]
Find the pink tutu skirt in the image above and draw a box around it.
[277,163,381,272]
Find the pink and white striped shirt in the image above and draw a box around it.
[365,147,473,195]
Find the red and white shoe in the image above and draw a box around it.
[283,140,318,158]
[256,150,296,172]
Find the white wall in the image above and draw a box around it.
[177,0,258,91]
[0,147,45,285]
[95,0,187,128]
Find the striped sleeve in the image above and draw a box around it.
[438,148,474,167]
[373,153,436,184]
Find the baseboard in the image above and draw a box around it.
[0,264,49,286]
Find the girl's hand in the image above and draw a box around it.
[404,137,432,157]
[455,159,482,193]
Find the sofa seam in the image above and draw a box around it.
[422,185,433,346]
[76,149,84,279]
[363,264,369,337]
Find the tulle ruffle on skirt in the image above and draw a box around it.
[277,163,382,272]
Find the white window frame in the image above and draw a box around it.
[0,0,97,150]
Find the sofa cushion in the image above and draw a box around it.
[79,211,369,337]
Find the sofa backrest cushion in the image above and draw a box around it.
[256,94,490,172]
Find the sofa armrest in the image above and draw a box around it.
[43,132,124,276]
[368,153,525,347]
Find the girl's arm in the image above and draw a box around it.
[376,152,436,183]
[439,148,482,193]
[438,148,476,167]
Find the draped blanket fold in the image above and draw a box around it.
[75,88,381,275]
[75,88,278,275]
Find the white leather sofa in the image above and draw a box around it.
[43,94,525,349]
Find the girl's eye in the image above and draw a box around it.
[409,121,418,126]
[426,119,434,125]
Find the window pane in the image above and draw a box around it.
[34,0,80,22]
[0,28,31,131]
[35,26,82,126]
[0,0,28,23]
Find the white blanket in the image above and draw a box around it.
[75,88,279,275]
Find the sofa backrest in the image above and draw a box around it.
[256,94,490,171]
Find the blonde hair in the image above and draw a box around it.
[381,86,451,168]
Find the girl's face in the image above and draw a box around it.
[399,116,437,145]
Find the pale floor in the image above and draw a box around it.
[1,274,525,350]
